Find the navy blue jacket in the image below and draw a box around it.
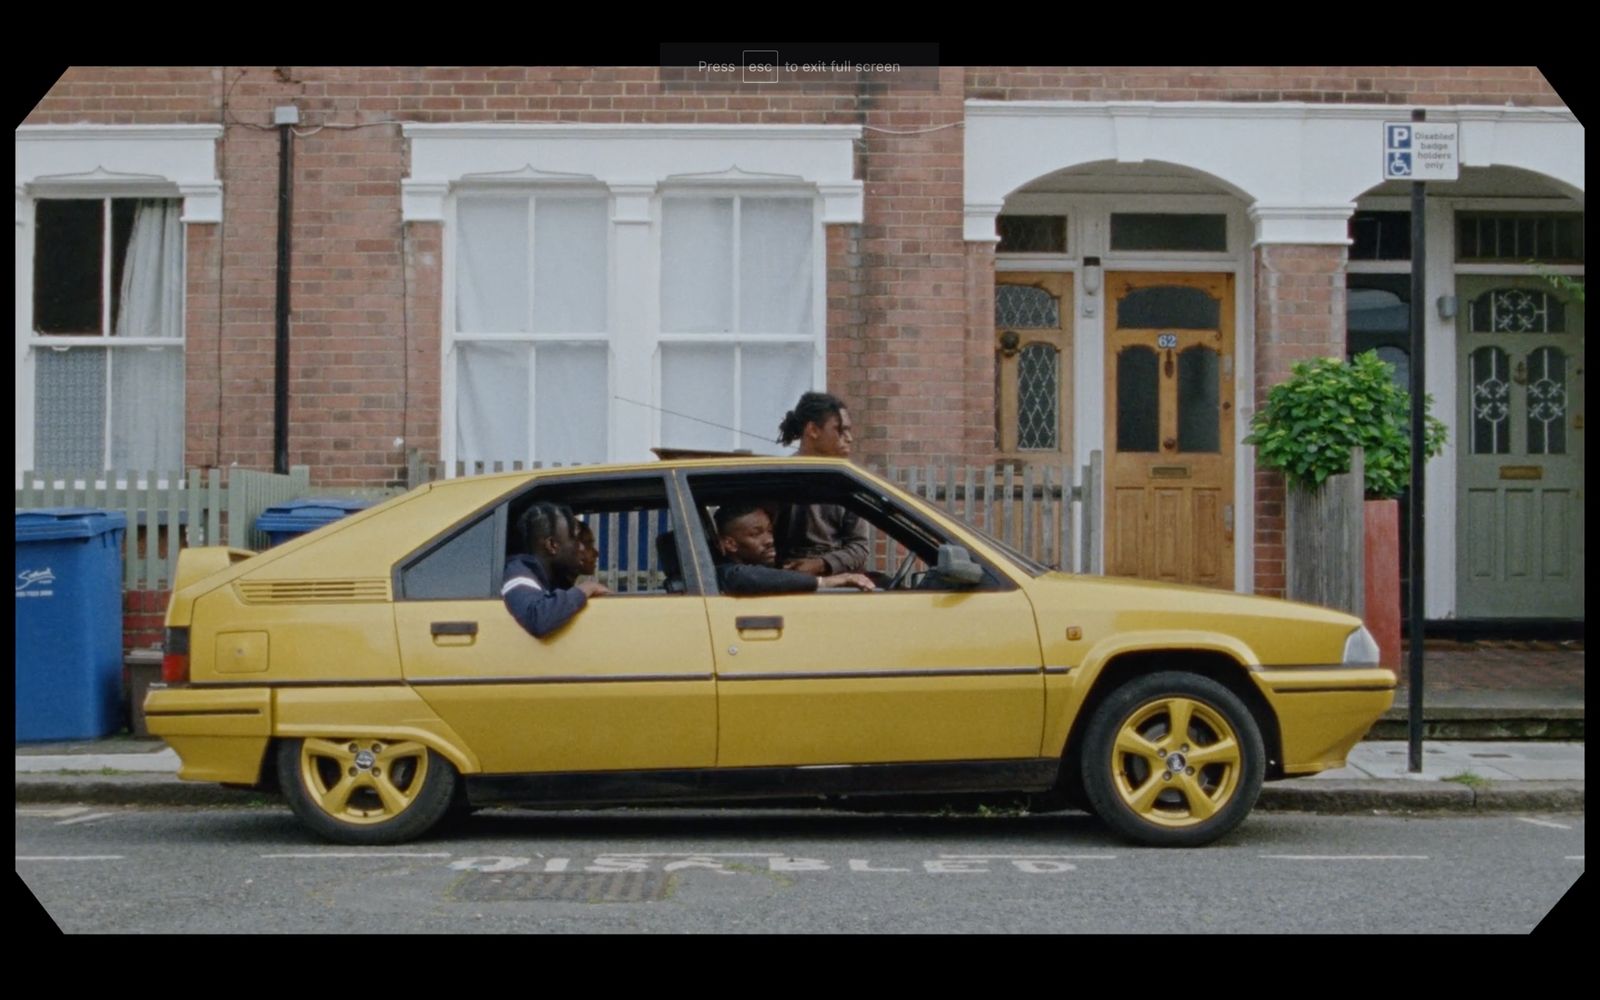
[502,554,589,638]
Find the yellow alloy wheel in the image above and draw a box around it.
[298,738,432,825]
[278,737,458,845]
[1109,697,1242,828]
[1081,671,1264,847]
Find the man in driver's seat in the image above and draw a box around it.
[714,502,877,596]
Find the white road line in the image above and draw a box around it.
[16,806,90,818]
[259,852,453,860]
[16,855,125,862]
[938,854,1117,860]
[1262,854,1431,861]
[1565,856,1584,861]
[1516,817,1573,830]
[57,812,117,827]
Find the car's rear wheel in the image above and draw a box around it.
[277,737,457,845]
[1081,671,1264,847]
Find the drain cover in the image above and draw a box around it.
[454,871,671,903]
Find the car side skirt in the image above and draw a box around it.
[464,758,1061,807]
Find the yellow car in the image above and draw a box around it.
[145,458,1393,848]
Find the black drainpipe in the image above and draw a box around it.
[273,108,296,474]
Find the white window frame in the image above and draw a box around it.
[405,123,863,471]
[15,125,221,486]
[654,186,826,455]
[445,186,613,469]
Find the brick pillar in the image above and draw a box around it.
[826,223,868,431]
[403,221,443,481]
[184,222,223,469]
[853,65,968,468]
[1252,244,1348,597]
[965,240,998,462]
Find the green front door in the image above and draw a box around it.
[1455,275,1585,618]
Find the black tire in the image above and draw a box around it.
[1080,671,1264,847]
[277,737,458,846]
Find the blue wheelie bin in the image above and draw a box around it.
[255,497,375,547]
[16,508,128,741]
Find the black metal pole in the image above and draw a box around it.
[1407,108,1427,773]
[273,121,294,475]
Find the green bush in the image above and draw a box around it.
[1245,351,1447,499]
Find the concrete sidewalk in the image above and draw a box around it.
[14,738,1584,815]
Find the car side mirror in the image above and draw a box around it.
[933,544,984,587]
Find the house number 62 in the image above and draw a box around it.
[1156,333,1178,349]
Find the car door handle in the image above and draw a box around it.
[736,616,784,631]
[431,621,478,637]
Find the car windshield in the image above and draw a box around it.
[959,520,1052,577]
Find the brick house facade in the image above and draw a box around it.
[17,66,1583,632]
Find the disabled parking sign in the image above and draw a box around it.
[1384,121,1459,181]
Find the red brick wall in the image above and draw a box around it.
[21,66,1559,486]
[1251,244,1349,597]
[22,67,915,482]
[850,66,974,467]
[964,242,999,459]
[965,67,1563,106]
[123,589,169,653]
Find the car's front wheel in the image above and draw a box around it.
[1080,671,1264,847]
[277,737,458,845]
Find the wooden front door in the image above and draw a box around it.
[995,273,1074,468]
[1104,272,1235,588]
[1455,275,1585,618]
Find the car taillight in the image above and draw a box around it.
[163,627,190,683]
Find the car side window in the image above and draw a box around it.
[685,470,1011,594]
[400,512,500,600]
[506,475,691,597]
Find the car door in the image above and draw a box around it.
[687,470,1046,768]
[394,473,717,775]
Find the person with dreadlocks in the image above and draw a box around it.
[773,391,872,577]
[502,501,610,638]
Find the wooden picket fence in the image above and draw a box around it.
[14,466,323,591]
[15,453,1103,593]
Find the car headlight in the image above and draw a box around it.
[1342,625,1380,666]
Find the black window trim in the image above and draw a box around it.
[677,464,1027,594]
[391,469,710,601]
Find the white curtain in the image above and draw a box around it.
[457,198,528,333]
[740,343,813,455]
[456,342,530,466]
[111,199,184,472]
[659,197,815,452]
[455,196,611,465]
[662,199,733,333]
[740,198,812,334]
[661,344,736,451]
[534,344,608,463]
[533,199,607,333]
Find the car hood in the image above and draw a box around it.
[1022,572,1363,667]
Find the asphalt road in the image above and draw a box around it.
[17,804,1584,933]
